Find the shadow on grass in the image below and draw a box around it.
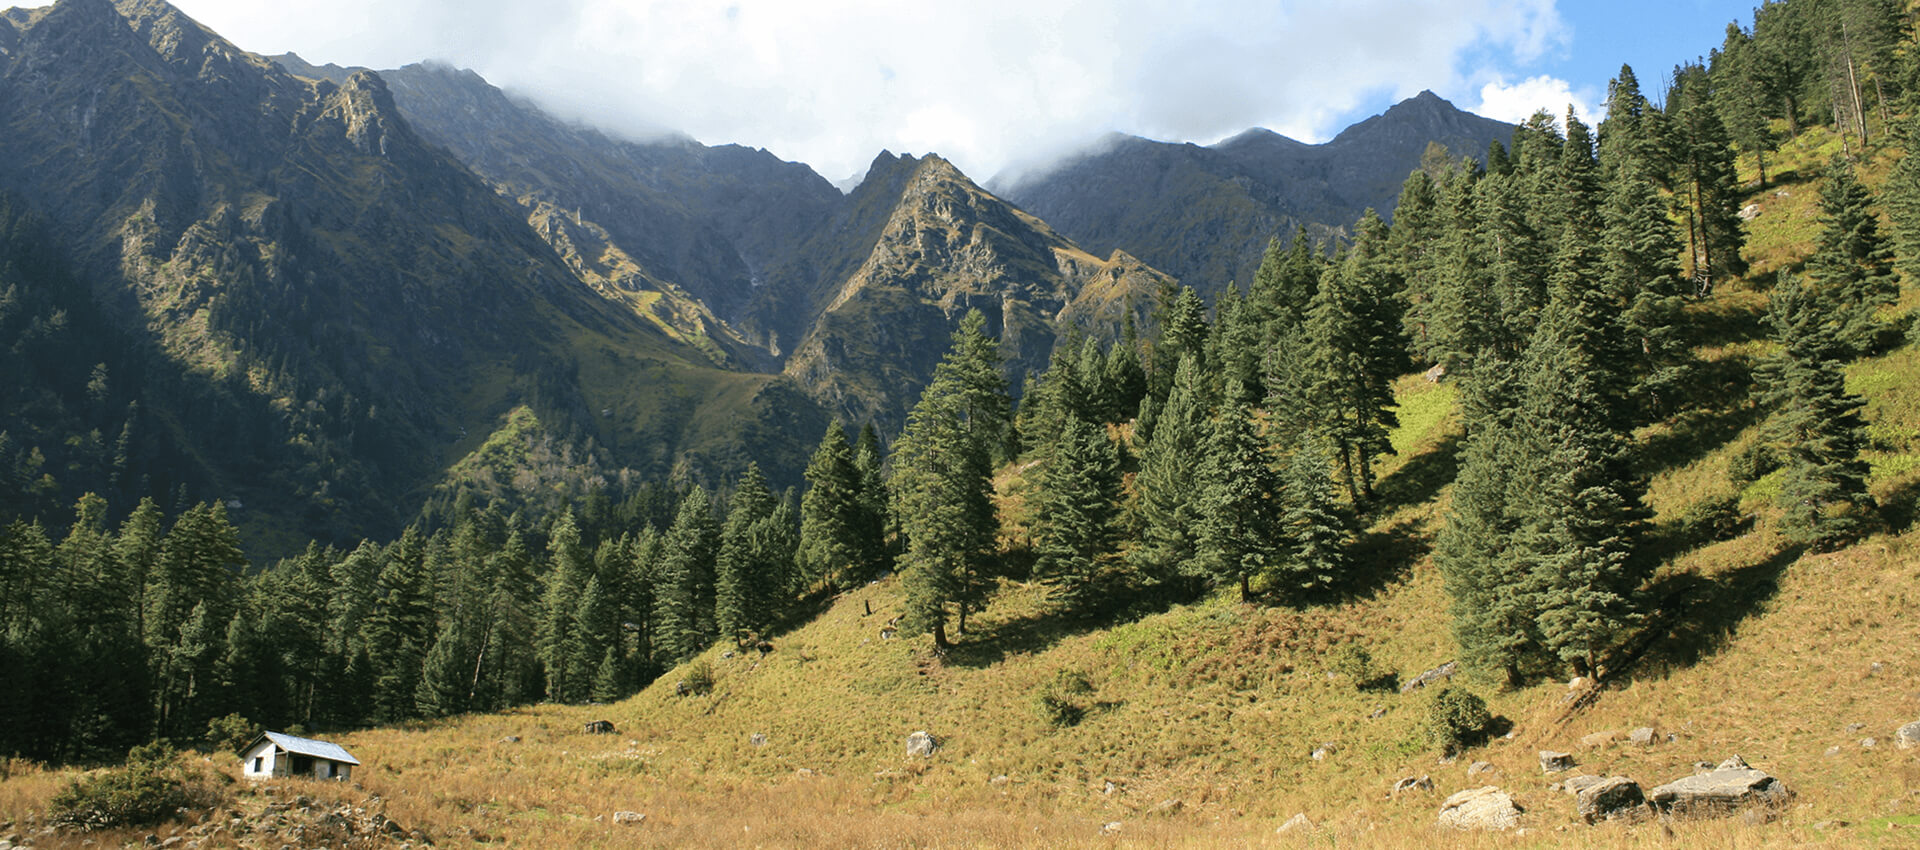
[1877,475,1920,533]
[944,580,1192,669]
[1614,543,1803,676]
[1306,515,1431,607]
[1373,432,1461,513]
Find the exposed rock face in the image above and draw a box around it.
[1629,727,1658,747]
[1539,751,1576,774]
[905,730,938,757]
[1436,786,1522,831]
[1575,777,1645,822]
[1648,756,1792,816]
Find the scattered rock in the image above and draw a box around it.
[1648,755,1792,817]
[795,768,816,777]
[1468,761,1497,777]
[1393,775,1434,795]
[1847,722,1867,733]
[1539,751,1576,774]
[1424,363,1447,383]
[1311,742,1336,761]
[1100,821,1123,835]
[1576,777,1645,822]
[1870,662,1884,675]
[1738,203,1761,221]
[1151,798,1183,816]
[1400,661,1458,694]
[905,730,938,758]
[1629,727,1657,747]
[1862,737,1878,749]
[1897,720,1920,750]
[1436,786,1523,831]
[1277,813,1313,834]
[989,775,1009,786]
[1813,819,1849,830]
[498,735,521,744]
[1825,746,1843,757]
[1102,780,1118,795]
[880,627,898,640]
[749,733,768,748]
[1369,707,1388,720]
[583,720,616,735]
[1580,730,1621,749]
[611,811,646,825]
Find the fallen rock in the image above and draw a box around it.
[1436,786,1522,831]
[749,733,768,748]
[905,730,938,757]
[1424,363,1447,383]
[1151,798,1183,816]
[1311,742,1336,761]
[1400,661,1458,694]
[1100,821,1123,835]
[1393,775,1434,795]
[611,811,646,825]
[1468,761,1497,777]
[1580,730,1620,749]
[989,775,1009,786]
[498,735,521,744]
[1576,777,1645,822]
[1861,737,1878,749]
[583,720,616,734]
[1899,721,1920,750]
[1628,727,1657,747]
[1539,751,1576,774]
[1738,203,1761,221]
[1648,756,1792,817]
[1276,813,1312,834]
[1558,775,1605,795]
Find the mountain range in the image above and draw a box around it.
[0,0,1515,550]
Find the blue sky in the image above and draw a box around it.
[162,0,1761,183]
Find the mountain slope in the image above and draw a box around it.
[0,0,819,545]
[996,91,1515,295]
[780,152,1171,428]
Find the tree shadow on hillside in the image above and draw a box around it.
[1373,432,1461,512]
[1611,544,1803,677]
[1876,476,1920,533]
[943,581,1191,670]
[1308,516,1430,606]
[1637,360,1764,478]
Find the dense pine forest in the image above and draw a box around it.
[6,0,1920,782]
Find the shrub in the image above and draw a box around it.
[1033,669,1094,727]
[49,742,219,831]
[205,713,260,754]
[679,660,714,696]
[1728,441,1780,487]
[1424,686,1492,755]
[1678,494,1745,543]
[1328,643,1399,692]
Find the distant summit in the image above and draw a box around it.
[995,92,1515,296]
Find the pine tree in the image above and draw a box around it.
[536,511,591,701]
[1307,210,1403,504]
[891,311,1008,647]
[1667,64,1749,291]
[1808,156,1899,355]
[1150,286,1210,401]
[1763,276,1875,550]
[1884,115,1920,280]
[1194,399,1285,601]
[1275,433,1350,599]
[796,425,864,591]
[1602,152,1691,416]
[367,527,433,722]
[716,464,777,644]
[655,487,719,663]
[1129,354,1209,593]
[852,422,893,574]
[1029,412,1122,611]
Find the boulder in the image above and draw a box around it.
[1467,761,1497,777]
[1579,730,1620,748]
[1575,777,1645,822]
[1400,661,1458,694]
[611,811,646,825]
[1648,756,1792,817]
[1558,775,1605,795]
[1628,727,1657,747]
[1539,751,1576,773]
[1276,813,1312,834]
[1899,720,1920,750]
[1392,775,1434,795]
[1436,786,1522,831]
[905,730,938,757]
[1311,742,1336,761]
[1150,798,1183,816]
[1423,363,1447,383]
[583,720,615,734]
[749,733,768,748]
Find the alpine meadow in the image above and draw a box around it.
[8,0,1920,847]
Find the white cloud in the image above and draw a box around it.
[1472,75,1602,131]
[168,0,1570,182]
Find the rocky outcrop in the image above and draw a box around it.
[1897,720,1920,750]
[1400,661,1458,694]
[1539,751,1575,774]
[1647,756,1792,817]
[1436,786,1522,831]
[1575,777,1645,822]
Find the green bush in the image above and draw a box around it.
[1033,669,1095,727]
[204,713,260,754]
[1678,494,1745,543]
[679,660,715,696]
[1728,441,1780,486]
[1424,686,1492,755]
[1328,643,1399,692]
[49,742,218,831]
